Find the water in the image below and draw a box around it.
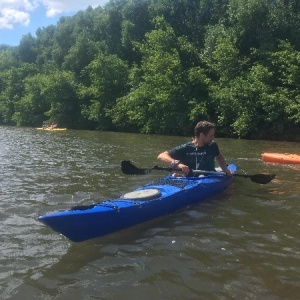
[0,126,299,299]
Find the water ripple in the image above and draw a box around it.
[0,126,299,300]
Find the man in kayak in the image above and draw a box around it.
[48,122,57,129]
[157,120,232,176]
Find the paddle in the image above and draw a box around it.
[121,160,276,184]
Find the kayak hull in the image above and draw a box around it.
[36,128,67,131]
[38,164,237,242]
[261,152,300,164]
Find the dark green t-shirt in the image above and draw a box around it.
[168,141,220,171]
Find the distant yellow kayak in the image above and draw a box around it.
[36,128,67,131]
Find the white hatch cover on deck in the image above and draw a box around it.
[122,188,161,200]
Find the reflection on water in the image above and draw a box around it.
[0,126,299,299]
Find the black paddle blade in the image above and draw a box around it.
[248,173,276,184]
[121,160,150,175]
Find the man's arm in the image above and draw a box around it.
[157,151,174,165]
[216,153,232,175]
[157,151,189,175]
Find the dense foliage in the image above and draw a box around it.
[1,0,300,140]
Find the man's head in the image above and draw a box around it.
[194,121,216,146]
[194,121,215,137]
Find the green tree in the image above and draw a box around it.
[121,0,151,56]
[43,71,82,128]
[111,16,206,134]
[18,34,37,63]
[13,70,82,128]
[202,24,245,84]
[51,17,76,67]
[266,41,300,136]
[80,53,129,130]
[210,64,273,138]
[0,63,38,124]
[1,0,300,140]
[148,0,229,48]
[12,74,50,126]
[0,48,19,71]
[35,25,56,71]
[93,0,125,57]
[62,31,101,76]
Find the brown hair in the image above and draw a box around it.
[194,121,215,137]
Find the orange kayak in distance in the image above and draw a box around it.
[261,152,300,164]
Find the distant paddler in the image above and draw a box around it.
[48,123,57,130]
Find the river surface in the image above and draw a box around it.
[0,126,299,300]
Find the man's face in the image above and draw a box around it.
[202,129,215,145]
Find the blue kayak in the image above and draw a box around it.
[38,163,237,242]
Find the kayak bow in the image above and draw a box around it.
[262,152,300,164]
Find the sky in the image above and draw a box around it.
[0,0,110,46]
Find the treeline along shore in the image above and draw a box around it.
[1,0,300,141]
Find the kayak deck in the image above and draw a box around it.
[261,152,300,164]
[38,163,237,242]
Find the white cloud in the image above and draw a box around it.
[42,0,108,17]
[0,0,108,29]
[0,0,38,29]
[0,8,29,29]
